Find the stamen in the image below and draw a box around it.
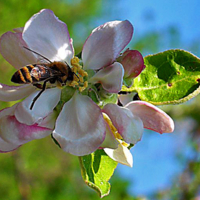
[103,113,122,140]
[84,81,88,88]
[79,69,88,77]
[79,87,85,92]
[103,113,130,147]
[70,56,88,92]
[121,141,129,147]
[68,80,79,87]
[73,75,79,82]
[79,75,84,83]
[71,57,80,65]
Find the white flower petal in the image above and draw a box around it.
[0,137,20,153]
[15,88,61,125]
[126,101,175,133]
[82,20,133,70]
[103,104,143,144]
[0,83,36,101]
[0,105,52,152]
[100,121,119,149]
[53,92,106,156]
[104,143,133,167]
[23,9,74,64]
[0,31,37,69]
[89,62,124,93]
[0,115,52,149]
[0,104,17,119]
[38,111,57,129]
[118,93,135,106]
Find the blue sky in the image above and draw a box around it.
[102,0,200,196]
[118,0,200,43]
[101,0,200,55]
[116,128,190,195]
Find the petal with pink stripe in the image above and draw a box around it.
[126,101,174,133]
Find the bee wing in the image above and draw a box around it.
[37,57,51,64]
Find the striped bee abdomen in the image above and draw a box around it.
[11,65,34,84]
[11,64,54,84]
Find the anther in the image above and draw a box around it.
[70,56,88,92]
[69,81,79,87]
[84,81,88,88]
[79,76,84,83]
[71,57,80,65]
[103,113,123,140]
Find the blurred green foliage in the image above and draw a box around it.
[0,138,144,200]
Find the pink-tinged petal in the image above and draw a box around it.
[38,111,57,129]
[0,83,36,101]
[104,143,133,167]
[23,9,74,64]
[0,115,52,152]
[15,88,61,125]
[0,137,20,153]
[0,104,18,118]
[126,101,175,133]
[0,31,37,69]
[100,121,118,149]
[102,104,143,144]
[0,105,52,152]
[89,62,124,93]
[53,92,106,156]
[118,93,135,106]
[119,49,145,78]
[82,20,133,70]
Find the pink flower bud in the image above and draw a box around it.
[119,49,145,79]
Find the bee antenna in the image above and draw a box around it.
[23,46,52,64]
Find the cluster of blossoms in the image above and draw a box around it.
[0,9,174,167]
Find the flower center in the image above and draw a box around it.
[103,113,129,147]
[68,57,88,92]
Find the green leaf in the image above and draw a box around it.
[79,149,118,197]
[122,49,200,105]
[123,77,134,88]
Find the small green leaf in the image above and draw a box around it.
[123,77,134,88]
[122,49,200,105]
[79,149,118,197]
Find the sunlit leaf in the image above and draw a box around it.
[122,49,200,105]
[79,149,118,197]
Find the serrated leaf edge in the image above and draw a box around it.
[121,49,200,105]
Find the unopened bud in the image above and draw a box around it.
[119,49,145,79]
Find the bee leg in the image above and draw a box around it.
[30,80,48,110]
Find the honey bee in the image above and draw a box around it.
[11,47,75,110]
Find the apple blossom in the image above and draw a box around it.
[0,9,137,157]
[0,9,174,168]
